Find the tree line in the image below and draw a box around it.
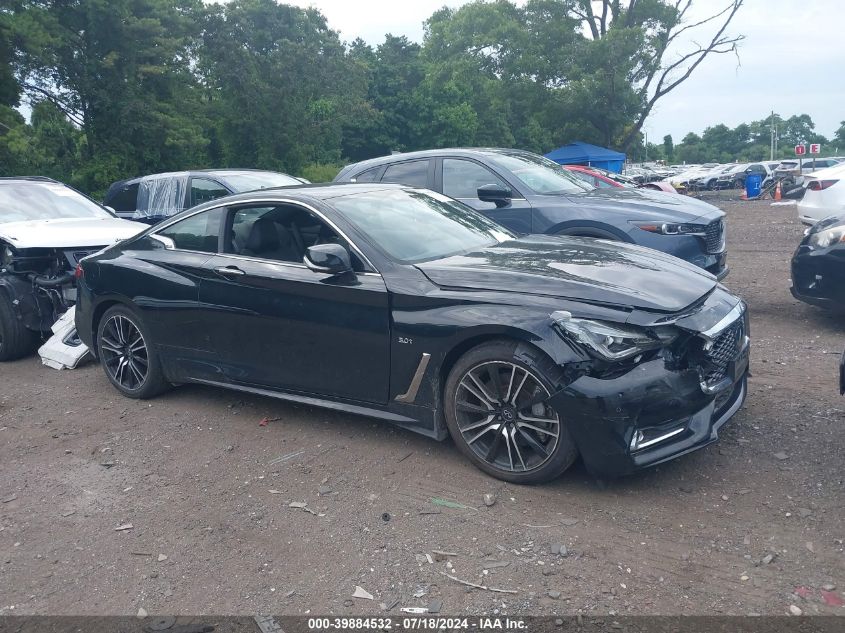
[644,114,845,165]
[0,0,770,197]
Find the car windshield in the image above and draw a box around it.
[0,181,112,223]
[217,171,301,192]
[330,188,515,264]
[488,152,592,194]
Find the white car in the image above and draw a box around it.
[0,177,145,360]
[797,163,845,225]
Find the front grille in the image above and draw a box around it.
[705,219,725,253]
[703,319,744,385]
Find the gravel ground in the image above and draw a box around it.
[0,196,843,617]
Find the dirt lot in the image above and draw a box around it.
[1,197,843,617]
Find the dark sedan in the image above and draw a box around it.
[791,212,845,309]
[75,184,749,482]
[334,149,729,279]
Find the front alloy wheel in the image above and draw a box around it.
[456,361,560,473]
[444,341,578,483]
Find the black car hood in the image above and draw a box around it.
[559,186,723,223]
[416,235,718,313]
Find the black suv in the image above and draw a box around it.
[334,149,728,279]
[104,169,305,224]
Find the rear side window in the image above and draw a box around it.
[156,207,224,253]
[190,178,231,207]
[105,183,139,213]
[381,160,430,187]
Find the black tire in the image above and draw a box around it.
[0,292,37,361]
[96,305,169,399]
[443,340,579,484]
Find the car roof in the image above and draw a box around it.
[0,176,62,184]
[336,148,538,178]
[187,183,413,210]
[107,169,293,190]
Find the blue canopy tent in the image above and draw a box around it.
[544,141,626,174]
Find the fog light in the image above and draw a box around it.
[630,426,686,452]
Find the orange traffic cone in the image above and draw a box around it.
[774,181,782,201]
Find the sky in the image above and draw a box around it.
[274,0,844,142]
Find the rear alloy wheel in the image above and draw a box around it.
[97,306,168,399]
[444,341,578,483]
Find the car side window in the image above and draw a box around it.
[225,204,364,271]
[442,159,508,198]
[381,160,430,187]
[156,207,224,253]
[106,183,139,214]
[190,178,230,207]
[351,167,382,183]
[595,178,615,188]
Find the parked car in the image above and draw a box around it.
[0,177,144,361]
[564,165,631,189]
[334,149,729,279]
[715,163,750,189]
[692,164,731,190]
[790,212,845,309]
[774,158,841,181]
[565,165,678,194]
[796,163,845,225]
[75,184,749,482]
[104,169,305,224]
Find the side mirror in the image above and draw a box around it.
[477,183,512,207]
[304,243,352,275]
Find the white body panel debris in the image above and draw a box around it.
[38,307,91,370]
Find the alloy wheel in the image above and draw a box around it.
[454,361,560,473]
[100,314,149,391]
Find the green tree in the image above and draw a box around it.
[833,121,845,153]
[566,0,744,149]
[200,0,367,173]
[10,0,210,194]
[663,134,673,162]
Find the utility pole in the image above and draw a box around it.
[770,111,775,160]
[644,131,648,163]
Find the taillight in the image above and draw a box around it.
[807,179,839,191]
[74,263,84,279]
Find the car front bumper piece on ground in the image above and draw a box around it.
[548,299,750,478]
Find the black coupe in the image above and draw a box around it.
[75,184,750,482]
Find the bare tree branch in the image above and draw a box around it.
[20,81,85,127]
[620,0,744,148]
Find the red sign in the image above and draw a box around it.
[809,143,821,154]
[795,144,806,155]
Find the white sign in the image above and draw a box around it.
[809,143,821,154]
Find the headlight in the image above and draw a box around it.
[551,311,677,361]
[808,224,845,248]
[630,221,705,236]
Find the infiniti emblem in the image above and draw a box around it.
[501,408,515,422]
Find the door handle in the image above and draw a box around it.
[213,265,245,276]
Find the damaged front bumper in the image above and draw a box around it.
[548,301,750,478]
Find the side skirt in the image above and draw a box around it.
[190,377,423,426]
